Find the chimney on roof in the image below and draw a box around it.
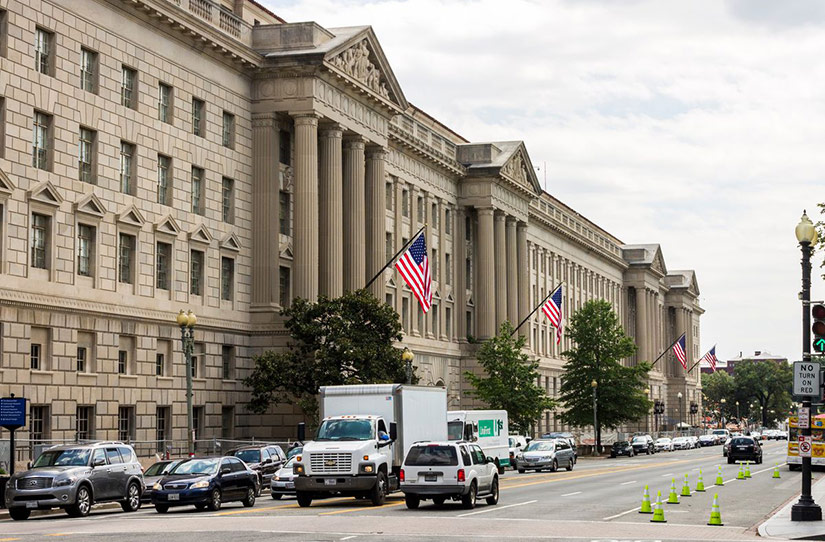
[739,351,742,357]
[755,351,761,356]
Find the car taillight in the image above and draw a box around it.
[400,469,405,482]
[457,469,465,482]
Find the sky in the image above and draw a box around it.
[264,0,825,363]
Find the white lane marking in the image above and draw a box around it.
[340,537,357,541]
[457,499,536,517]
[619,480,636,486]
[603,506,640,520]
[561,491,582,497]
[660,473,675,477]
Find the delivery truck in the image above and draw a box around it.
[293,384,447,507]
[447,410,510,473]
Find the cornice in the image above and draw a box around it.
[388,123,465,176]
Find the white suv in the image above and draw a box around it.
[400,441,499,510]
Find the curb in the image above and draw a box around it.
[0,501,123,521]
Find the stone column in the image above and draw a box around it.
[319,124,343,298]
[506,218,518,326]
[394,178,404,319]
[251,114,279,309]
[477,207,496,338]
[343,136,366,292]
[455,207,467,339]
[494,212,507,329]
[365,146,387,300]
[517,222,529,338]
[292,113,319,301]
[635,286,648,363]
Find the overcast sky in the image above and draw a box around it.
[266,0,825,364]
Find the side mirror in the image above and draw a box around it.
[487,456,495,464]
[389,422,398,442]
[297,422,306,443]
[221,467,231,475]
[516,443,522,448]
[93,458,106,467]
[27,461,32,470]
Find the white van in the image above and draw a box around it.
[447,410,509,474]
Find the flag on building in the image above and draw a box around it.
[395,231,432,313]
[699,345,717,372]
[673,333,687,369]
[541,284,564,344]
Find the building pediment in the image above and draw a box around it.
[74,192,107,219]
[500,145,542,195]
[458,141,542,196]
[220,232,242,252]
[118,205,146,229]
[0,167,15,197]
[27,181,63,207]
[154,214,181,238]
[189,224,214,246]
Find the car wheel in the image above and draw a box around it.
[432,496,446,507]
[727,457,733,464]
[271,492,282,500]
[517,468,525,474]
[67,485,92,517]
[242,487,256,507]
[486,477,499,506]
[155,504,169,514]
[370,471,388,506]
[9,508,31,521]
[566,458,574,471]
[461,481,477,510]
[405,494,420,509]
[120,482,142,512]
[550,459,558,472]
[255,476,263,498]
[207,488,222,511]
[296,491,313,508]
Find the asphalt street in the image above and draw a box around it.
[0,441,810,541]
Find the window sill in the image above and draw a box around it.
[156,376,174,382]
[221,379,239,384]
[119,374,138,380]
[193,378,207,383]
[30,369,54,376]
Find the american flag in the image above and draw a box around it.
[699,345,718,372]
[541,285,564,344]
[395,232,432,313]
[673,333,687,369]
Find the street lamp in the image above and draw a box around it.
[736,401,740,425]
[402,347,414,385]
[591,379,599,455]
[793,210,821,522]
[720,398,726,428]
[677,392,683,435]
[176,309,197,457]
[645,387,651,432]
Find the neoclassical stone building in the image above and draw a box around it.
[0,0,702,454]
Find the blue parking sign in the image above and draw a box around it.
[0,397,26,429]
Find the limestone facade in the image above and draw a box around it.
[0,0,702,454]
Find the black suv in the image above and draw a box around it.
[727,436,762,464]
[631,435,655,455]
[228,445,286,495]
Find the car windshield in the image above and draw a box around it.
[233,450,261,464]
[525,441,553,452]
[282,457,296,469]
[631,437,646,443]
[316,419,374,441]
[712,430,727,435]
[405,445,459,466]
[32,448,91,468]
[656,439,670,443]
[287,447,302,459]
[731,438,753,446]
[169,458,220,476]
[615,441,630,447]
[144,461,177,476]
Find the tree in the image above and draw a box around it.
[464,321,556,434]
[734,361,793,428]
[244,290,412,424]
[558,299,650,451]
[701,370,736,421]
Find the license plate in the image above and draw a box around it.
[424,474,437,482]
[738,446,748,450]
[26,501,38,509]
[285,483,295,489]
[168,493,180,501]
[324,479,336,486]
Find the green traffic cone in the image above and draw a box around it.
[715,465,724,486]
[667,478,680,504]
[639,484,653,514]
[650,490,667,523]
[695,469,706,492]
[744,461,752,479]
[736,464,745,480]
[773,463,781,479]
[707,493,724,526]
[681,474,691,497]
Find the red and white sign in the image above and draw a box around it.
[799,435,813,458]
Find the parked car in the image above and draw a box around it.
[400,441,499,510]
[508,435,528,470]
[610,441,635,458]
[4,442,144,521]
[723,437,731,457]
[688,436,700,448]
[671,437,691,450]
[228,445,287,496]
[712,428,731,444]
[151,456,258,512]
[698,434,717,447]
[631,435,656,455]
[727,436,762,464]
[517,439,575,473]
[142,459,184,503]
[654,438,673,452]
[750,431,762,441]
[270,457,297,500]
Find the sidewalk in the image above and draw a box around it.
[759,475,825,539]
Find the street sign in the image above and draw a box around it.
[799,407,811,429]
[800,435,813,458]
[794,362,821,396]
[0,397,26,429]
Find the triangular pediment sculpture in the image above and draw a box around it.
[280,245,293,260]
[188,224,214,246]
[500,145,542,195]
[155,214,181,237]
[220,232,242,252]
[118,204,146,228]
[74,192,107,219]
[0,167,15,197]
[651,247,667,275]
[27,180,63,207]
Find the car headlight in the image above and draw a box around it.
[294,464,305,475]
[54,477,75,487]
[153,482,163,490]
[190,480,210,489]
[274,475,281,481]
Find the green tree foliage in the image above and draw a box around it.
[558,299,650,449]
[244,290,412,423]
[464,321,556,434]
[701,370,736,419]
[733,361,793,428]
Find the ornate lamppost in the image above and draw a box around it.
[720,398,726,428]
[677,392,684,434]
[176,309,197,457]
[402,347,414,385]
[591,379,598,455]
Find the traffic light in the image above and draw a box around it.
[813,304,825,354]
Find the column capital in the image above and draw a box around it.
[365,145,388,160]
[343,134,366,150]
[319,123,343,139]
[252,113,276,128]
[292,111,320,126]
[505,216,517,227]
[476,206,495,216]
[494,211,507,222]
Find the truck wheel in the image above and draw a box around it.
[485,477,499,505]
[9,508,31,521]
[433,496,446,507]
[405,494,420,509]
[461,481,477,510]
[517,468,525,474]
[296,492,313,508]
[370,472,388,506]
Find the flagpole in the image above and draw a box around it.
[363,224,426,292]
[649,333,685,368]
[686,344,715,374]
[510,282,564,336]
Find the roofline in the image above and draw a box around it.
[539,192,625,246]
[247,0,288,24]
[408,103,469,143]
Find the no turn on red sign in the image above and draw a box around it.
[800,435,813,458]
[794,362,821,396]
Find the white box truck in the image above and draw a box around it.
[293,384,447,507]
[447,410,510,473]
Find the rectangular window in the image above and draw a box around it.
[30,405,48,445]
[157,155,171,205]
[465,216,472,241]
[118,233,134,284]
[221,407,234,440]
[158,82,172,123]
[222,111,234,148]
[34,28,52,75]
[385,232,393,261]
[431,203,438,230]
[32,111,50,170]
[221,345,235,380]
[221,257,234,301]
[445,209,452,234]
[118,350,128,374]
[433,304,440,337]
[431,249,438,278]
[77,224,94,277]
[156,242,171,290]
[386,183,393,211]
[279,130,291,165]
[446,307,452,338]
[78,127,95,183]
[402,297,409,332]
[402,190,409,218]
[279,266,290,308]
[190,250,204,296]
[80,47,97,93]
[190,166,204,215]
[191,343,202,379]
[77,346,87,372]
[30,343,41,370]
[155,352,164,376]
[193,406,204,440]
[417,197,424,223]
[445,253,452,285]
[156,406,170,445]
[279,191,290,235]
[120,141,135,194]
[192,98,205,137]
[222,177,234,223]
[466,258,472,288]
[121,66,137,109]
[31,213,49,269]
[466,310,473,337]
[76,406,94,441]
[118,406,134,442]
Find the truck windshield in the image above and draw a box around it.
[447,421,464,441]
[316,419,374,441]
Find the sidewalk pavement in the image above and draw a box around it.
[760,474,825,540]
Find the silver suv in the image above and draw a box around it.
[4,442,144,520]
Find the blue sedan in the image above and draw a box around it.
[151,456,257,512]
